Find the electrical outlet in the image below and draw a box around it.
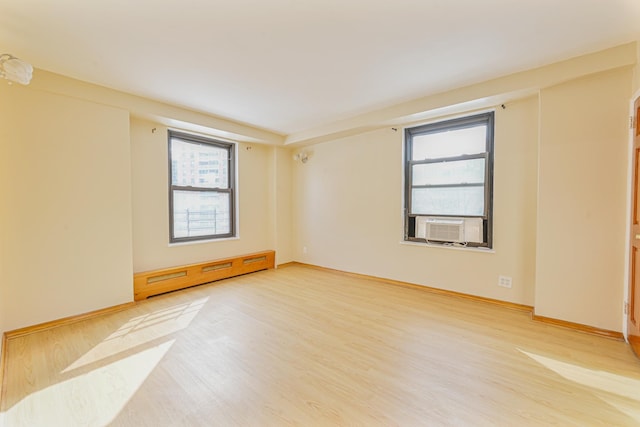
[302,246,307,254]
[498,275,512,288]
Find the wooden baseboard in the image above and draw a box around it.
[133,250,276,301]
[291,262,624,340]
[292,262,533,313]
[4,302,137,340]
[1,301,136,407]
[1,333,7,407]
[532,314,624,341]
[276,261,296,269]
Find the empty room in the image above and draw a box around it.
[2,1,640,426]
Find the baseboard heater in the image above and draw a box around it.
[133,250,275,301]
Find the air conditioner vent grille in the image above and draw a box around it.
[429,223,463,242]
[414,216,483,244]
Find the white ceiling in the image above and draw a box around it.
[1,0,639,135]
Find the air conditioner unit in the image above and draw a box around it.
[415,216,483,243]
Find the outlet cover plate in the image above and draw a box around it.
[498,275,512,288]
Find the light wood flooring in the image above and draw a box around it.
[2,264,640,426]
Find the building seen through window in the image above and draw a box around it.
[168,131,235,242]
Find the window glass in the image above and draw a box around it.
[171,138,229,188]
[169,131,235,243]
[412,158,485,186]
[172,191,231,238]
[411,186,485,216]
[412,125,486,160]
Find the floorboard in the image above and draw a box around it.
[2,265,640,426]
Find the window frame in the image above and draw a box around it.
[168,130,236,243]
[404,112,494,248]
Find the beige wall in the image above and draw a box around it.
[130,118,284,272]
[0,84,133,331]
[0,71,291,337]
[535,67,633,331]
[272,147,294,265]
[292,96,539,305]
[634,42,640,94]
[291,60,636,332]
[0,43,636,338]
[292,65,634,331]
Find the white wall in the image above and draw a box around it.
[292,96,539,306]
[535,67,633,331]
[0,83,133,331]
[130,118,280,272]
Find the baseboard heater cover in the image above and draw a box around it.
[133,250,275,300]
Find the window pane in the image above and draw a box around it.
[412,158,485,186]
[411,186,484,216]
[173,190,230,238]
[412,125,486,160]
[171,138,229,188]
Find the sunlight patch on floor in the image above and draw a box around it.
[3,340,174,427]
[518,349,640,401]
[598,394,640,422]
[62,297,208,373]
[519,349,640,424]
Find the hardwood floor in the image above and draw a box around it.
[2,264,640,426]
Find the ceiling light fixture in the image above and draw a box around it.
[0,54,33,85]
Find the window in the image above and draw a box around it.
[404,112,494,247]
[168,130,235,243]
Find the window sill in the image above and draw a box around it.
[168,235,240,247]
[400,240,495,253]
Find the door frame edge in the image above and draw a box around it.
[623,89,640,341]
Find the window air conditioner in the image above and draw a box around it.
[415,216,483,243]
